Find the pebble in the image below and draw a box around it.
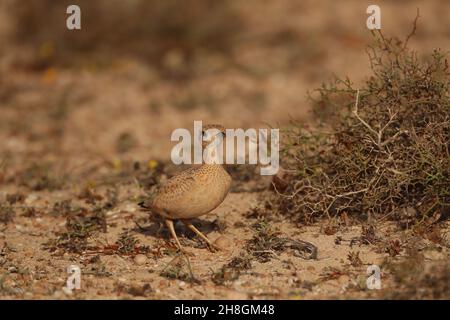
[124,204,137,213]
[214,235,233,250]
[53,290,63,299]
[8,266,18,273]
[106,210,115,217]
[62,286,74,296]
[24,292,33,299]
[134,254,147,266]
[25,194,38,205]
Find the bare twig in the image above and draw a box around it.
[404,8,420,50]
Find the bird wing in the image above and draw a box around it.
[159,168,197,196]
[151,167,201,207]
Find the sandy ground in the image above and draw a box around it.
[0,0,449,299]
[1,187,449,299]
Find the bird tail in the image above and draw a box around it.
[138,200,153,210]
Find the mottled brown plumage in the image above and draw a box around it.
[140,124,231,252]
[152,165,231,219]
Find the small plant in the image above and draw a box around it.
[160,255,198,283]
[16,163,66,191]
[211,255,253,285]
[115,231,149,255]
[0,203,15,224]
[385,239,403,257]
[386,264,450,299]
[6,193,25,205]
[246,219,286,263]
[43,210,107,254]
[115,132,137,154]
[83,255,112,277]
[115,282,153,297]
[380,244,450,299]
[50,200,84,217]
[347,251,363,267]
[269,25,449,225]
[77,186,103,205]
[245,219,318,262]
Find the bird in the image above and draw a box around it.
[139,124,231,252]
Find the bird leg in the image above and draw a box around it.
[165,219,183,252]
[182,219,220,252]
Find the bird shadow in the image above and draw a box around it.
[132,218,219,243]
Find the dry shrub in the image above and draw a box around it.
[9,0,241,73]
[274,31,449,223]
[382,246,450,299]
[388,264,450,299]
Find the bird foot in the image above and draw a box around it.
[206,242,221,253]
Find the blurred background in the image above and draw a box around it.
[0,0,449,179]
[0,1,448,300]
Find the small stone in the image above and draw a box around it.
[7,266,18,273]
[214,235,232,250]
[134,254,147,265]
[25,194,38,205]
[405,206,417,216]
[106,210,115,217]
[62,287,73,296]
[124,204,137,213]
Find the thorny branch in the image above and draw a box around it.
[353,89,400,150]
[267,29,450,224]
